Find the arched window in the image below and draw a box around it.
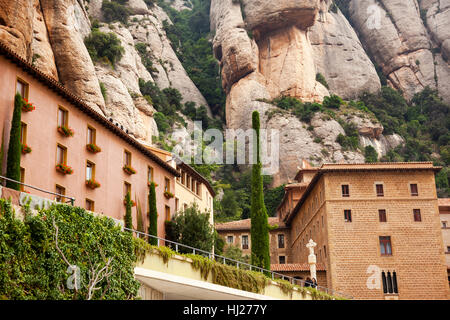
[382,270,398,295]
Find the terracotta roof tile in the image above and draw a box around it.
[438,198,450,208]
[215,217,285,231]
[271,263,326,272]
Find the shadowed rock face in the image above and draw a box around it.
[242,0,321,37]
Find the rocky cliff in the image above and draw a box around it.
[0,0,210,146]
[211,0,449,183]
[0,0,448,184]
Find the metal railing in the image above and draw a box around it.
[0,175,75,206]
[125,227,353,300]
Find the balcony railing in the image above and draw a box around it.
[124,227,353,300]
[0,175,75,206]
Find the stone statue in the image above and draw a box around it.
[306,239,317,282]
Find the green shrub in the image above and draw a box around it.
[364,145,378,163]
[101,0,130,24]
[0,200,140,299]
[124,192,133,231]
[84,30,124,67]
[153,112,170,134]
[170,203,215,253]
[135,42,159,77]
[148,182,158,245]
[5,93,22,190]
[316,73,329,89]
[323,94,343,109]
[99,82,107,100]
[250,111,270,270]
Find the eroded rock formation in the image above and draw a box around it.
[347,0,450,102]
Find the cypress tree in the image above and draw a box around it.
[148,181,158,245]
[124,191,133,232]
[250,111,270,270]
[5,93,23,190]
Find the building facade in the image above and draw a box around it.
[216,217,290,265]
[216,161,450,299]
[144,146,215,226]
[0,42,179,239]
[439,198,450,285]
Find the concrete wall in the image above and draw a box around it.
[136,250,318,300]
[0,55,176,239]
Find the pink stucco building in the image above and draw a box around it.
[0,42,179,239]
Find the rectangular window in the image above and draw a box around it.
[86,199,94,211]
[324,245,327,258]
[124,150,131,166]
[87,126,96,144]
[16,78,28,99]
[279,256,286,264]
[447,246,450,253]
[181,171,185,184]
[164,177,170,192]
[191,180,196,192]
[86,161,95,181]
[379,209,387,222]
[443,221,448,229]
[380,236,392,256]
[148,166,154,183]
[165,205,171,221]
[124,182,131,197]
[242,235,249,250]
[175,198,179,212]
[57,107,68,127]
[376,184,384,197]
[342,184,349,197]
[20,122,27,144]
[196,182,201,196]
[56,144,67,165]
[55,185,66,203]
[20,167,25,191]
[344,210,352,222]
[227,236,234,244]
[413,209,422,222]
[278,234,285,248]
[410,184,418,196]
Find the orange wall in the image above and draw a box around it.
[0,56,175,239]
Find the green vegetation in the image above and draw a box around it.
[138,78,186,134]
[336,120,359,151]
[0,199,140,299]
[101,0,130,24]
[316,73,329,89]
[5,93,22,190]
[99,81,107,100]
[158,0,226,118]
[360,86,449,196]
[323,94,344,109]
[135,238,340,299]
[223,245,250,264]
[124,191,133,231]
[84,29,124,67]
[148,181,158,245]
[135,42,159,78]
[250,111,270,270]
[364,145,379,163]
[170,203,215,252]
[264,184,285,217]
